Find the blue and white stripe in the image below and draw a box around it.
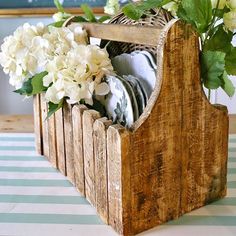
[0,133,235,236]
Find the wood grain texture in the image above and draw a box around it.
[94,117,112,224]
[0,115,34,133]
[72,104,88,196]
[0,7,104,16]
[63,103,75,184]
[82,110,101,206]
[48,113,57,168]
[107,125,131,234]
[55,108,66,175]
[33,95,42,155]
[40,94,49,159]
[105,21,229,235]
[64,20,161,46]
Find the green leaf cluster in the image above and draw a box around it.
[14,71,48,96]
[122,0,236,98]
[122,0,172,20]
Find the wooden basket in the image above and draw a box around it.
[33,11,229,236]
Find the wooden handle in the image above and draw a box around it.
[82,23,161,46]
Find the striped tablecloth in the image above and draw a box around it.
[0,133,235,236]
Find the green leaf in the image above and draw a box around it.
[177,0,212,33]
[81,4,97,22]
[204,24,233,53]
[72,16,88,23]
[14,80,33,95]
[201,50,226,89]
[31,71,48,95]
[122,3,144,20]
[98,15,111,23]
[14,71,48,96]
[137,0,172,11]
[54,0,65,13]
[225,47,236,75]
[122,0,172,20]
[47,99,64,119]
[48,21,65,28]
[220,72,235,97]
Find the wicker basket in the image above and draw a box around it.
[33,10,229,236]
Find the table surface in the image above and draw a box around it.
[0,132,235,236]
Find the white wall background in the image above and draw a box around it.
[0,17,51,115]
[0,17,235,114]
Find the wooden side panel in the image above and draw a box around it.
[93,118,112,224]
[33,94,42,155]
[63,103,75,184]
[48,114,57,168]
[82,110,101,206]
[40,94,49,159]
[115,22,229,235]
[55,108,66,175]
[72,104,88,196]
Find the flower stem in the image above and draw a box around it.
[208,89,211,101]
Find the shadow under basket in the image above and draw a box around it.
[33,9,229,236]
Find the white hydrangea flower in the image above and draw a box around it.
[43,24,88,58]
[0,23,48,89]
[162,2,179,16]
[227,0,236,9]
[211,0,227,9]
[44,44,113,105]
[52,12,72,22]
[104,0,120,15]
[223,10,236,31]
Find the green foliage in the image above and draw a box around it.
[177,0,212,33]
[204,24,233,53]
[48,21,65,27]
[201,50,225,89]
[14,71,48,96]
[220,72,235,97]
[122,0,172,20]
[54,0,65,13]
[98,15,111,23]
[47,99,64,119]
[81,4,97,22]
[225,47,236,76]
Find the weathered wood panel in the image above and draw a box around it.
[48,114,57,168]
[107,125,130,234]
[72,104,88,196]
[40,94,49,159]
[33,94,42,155]
[63,103,75,184]
[82,110,101,206]
[94,117,112,224]
[55,108,66,175]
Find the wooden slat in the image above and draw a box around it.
[107,125,130,234]
[48,114,57,168]
[33,95,42,155]
[55,108,66,175]
[72,104,88,196]
[94,117,112,224]
[63,103,75,184]
[0,7,104,16]
[40,94,49,159]
[82,110,101,206]
[81,23,161,46]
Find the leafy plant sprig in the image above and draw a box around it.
[120,0,236,99]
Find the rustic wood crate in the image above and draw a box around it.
[33,20,229,235]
